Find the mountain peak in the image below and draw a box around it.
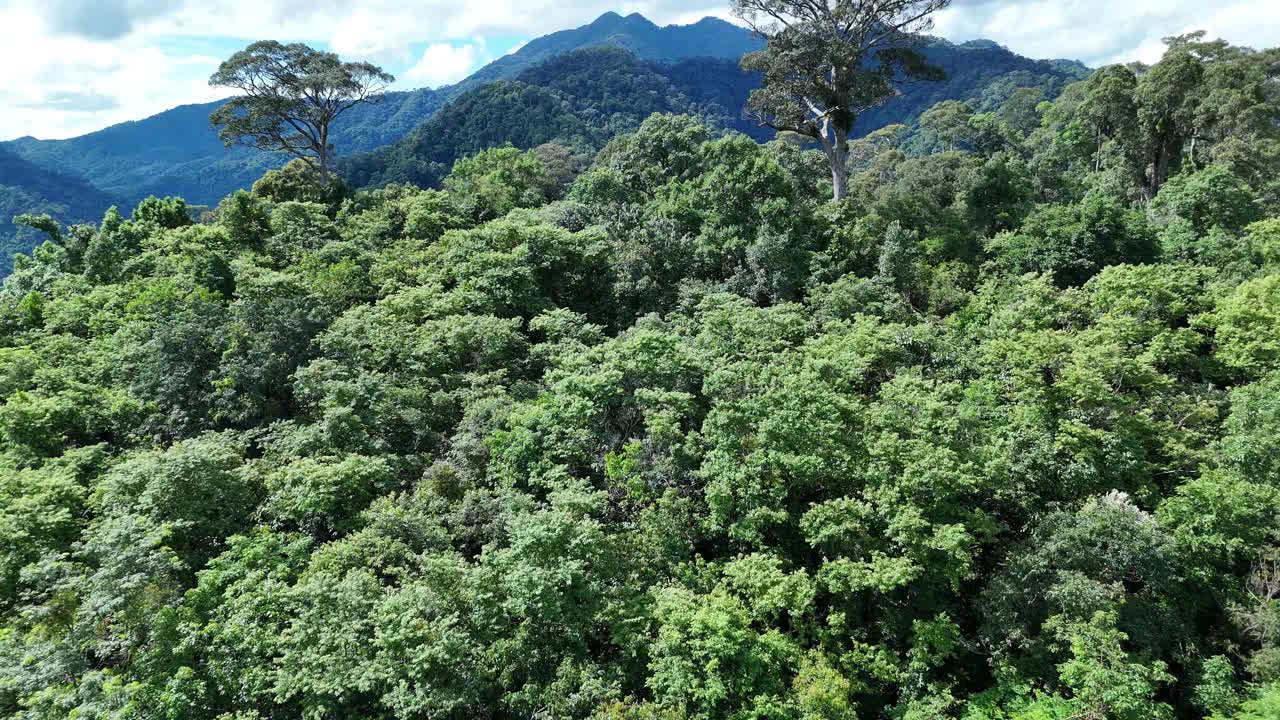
[590,11,659,29]
[959,38,1006,51]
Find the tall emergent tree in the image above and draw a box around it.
[733,0,951,200]
[209,41,394,177]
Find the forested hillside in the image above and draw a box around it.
[1,29,1279,720]
[340,38,1085,191]
[0,146,119,275]
[339,48,767,189]
[1,12,1085,267]
[0,12,758,216]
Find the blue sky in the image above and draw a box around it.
[1,0,1276,142]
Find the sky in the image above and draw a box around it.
[0,0,1276,142]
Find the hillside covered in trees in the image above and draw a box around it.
[0,13,759,215]
[0,12,1084,265]
[339,38,1084,191]
[0,147,120,275]
[2,25,1279,719]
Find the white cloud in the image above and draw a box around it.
[328,7,432,63]
[932,0,1280,66]
[0,7,225,139]
[404,40,490,88]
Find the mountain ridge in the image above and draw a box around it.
[453,12,763,92]
[1,11,1090,264]
[1,11,763,212]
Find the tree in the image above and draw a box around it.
[1052,611,1175,720]
[443,145,549,222]
[209,41,394,176]
[1214,274,1280,378]
[987,193,1156,286]
[1149,164,1261,236]
[1135,43,1204,197]
[132,196,193,230]
[251,158,349,206]
[1076,64,1140,177]
[11,214,61,245]
[732,0,950,201]
[918,100,976,152]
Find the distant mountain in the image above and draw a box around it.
[455,12,763,91]
[2,89,449,211]
[342,32,1089,192]
[0,10,1092,265]
[0,12,762,217]
[855,36,1091,131]
[341,47,765,189]
[0,146,120,274]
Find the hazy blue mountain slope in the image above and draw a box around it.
[854,38,1090,133]
[2,89,447,209]
[0,146,120,273]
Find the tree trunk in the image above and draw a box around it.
[1094,127,1104,173]
[831,127,850,202]
[831,159,849,202]
[1149,139,1171,200]
[318,123,331,178]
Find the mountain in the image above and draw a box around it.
[2,89,449,211]
[0,12,762,218]
[342,35,1088,192]
[341,47,766,189]
[0,11,1092,265]
[454,12,763,91]
[0,146,120,274]
[854,37,1090,129]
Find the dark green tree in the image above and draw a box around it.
[210,41,394,176]
[732,0,950,200]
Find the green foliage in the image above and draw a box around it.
[252,159,351,207]
[988,194,1156,285]
[132,196,194,230]
[1213,274,1280,377]
[1150,165,1262,236]
[1225,683,1280,720]
[648,585,798,719]
[1052,610,1174,720]
[209,41,395,174]
[445,146,551,222]
[1,13,1089,269]
[0,30,1277,716]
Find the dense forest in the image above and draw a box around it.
[337,40,1084,192]
[3,26,1280,720]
